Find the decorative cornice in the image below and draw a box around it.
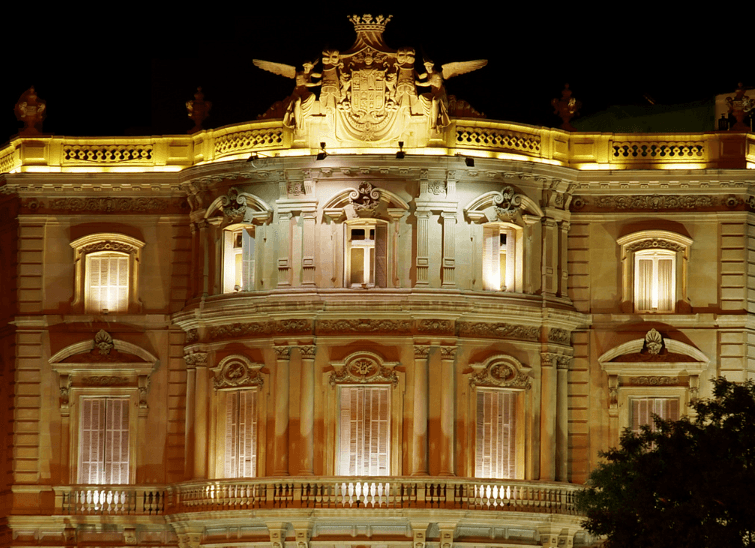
[209,320,312,340]
[49,197,183,213]
[547,328,570,345]
[458,322,540,341]
[318,319,412,334]
[416,319,455,335]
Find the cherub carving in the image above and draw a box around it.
[395,47,418,109]
[416,59,487,130]
[253,59,321,130]
[319,49,342,111]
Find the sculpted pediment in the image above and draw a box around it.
[49,330,157,375]
[599,329,708,377]
[254,14,486,147]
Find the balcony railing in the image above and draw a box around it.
[54,477,581,516]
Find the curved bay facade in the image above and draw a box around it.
[0,14,750,548]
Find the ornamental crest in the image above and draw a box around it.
[644,328,663,355]
[469,354,531,390]
[493,186,523,220]
[349,182,381,211]
[212,355,264,390]
[329,351,399,386]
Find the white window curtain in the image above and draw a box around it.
[88,254,129,313]
[631,397,679,433]
[475,389,516,479]
[79,398,130,484]
[338,385,390,476]
[635,251,675,312]
[225,390,258,478]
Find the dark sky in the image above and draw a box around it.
[1,6,745,143]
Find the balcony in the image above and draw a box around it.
[54,477,581,516]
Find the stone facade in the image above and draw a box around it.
[0,14,751,548]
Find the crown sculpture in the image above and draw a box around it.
[253,15,487,148]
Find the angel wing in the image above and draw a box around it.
[441,60,488,80]
[253,59,297,79]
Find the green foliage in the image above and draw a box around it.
[576,378,755,548]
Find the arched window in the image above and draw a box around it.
[70,233,145,314]
[617,230,692,313]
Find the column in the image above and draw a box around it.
[541,218,558,296]
[274,346,291,475]
[412,345,430,476]
[559,221,570,298]
[301,211,317,286]
[439,346,457,476]
[539,352,557,481]
[198,220,210,297]
[277,212,292,287]
[299,345,315,475]
[441,211,456,288]
[556,355,570,481]
[193,356,209,478]
[415,211,430,286]
[184,361,196,478]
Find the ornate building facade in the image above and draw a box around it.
[0,14,751,548]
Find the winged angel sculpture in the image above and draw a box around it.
[416,59,487,130]
[253,59,321,130]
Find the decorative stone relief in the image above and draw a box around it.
[413,345,431,358]
[94,329,114,355]
[625,239,683,253]
[458,322,540,341]
[330,351,399,386]
[416,319,454,334]
[629,376,677,385]
[595,194,716,210]
[428,180,446,196]
[81,376,130,386]
[49,197,180,212]
[318,319,412,334]
[209,320,312,340]
[212,355,264,390]
[469,354,531,389]
[548,328,570,345]
[185,329,198,344]
[349,182,381,213]
[493,185,523,220]
[645,328,663,355]
[184,352,208,366]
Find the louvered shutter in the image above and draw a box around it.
[476,390,516,479]
[374,223,388,288]
[104,399,130,484]
[339,386,390,476]
[224,392,238,477]
[79,398,104,483]
[225,391,257,478]
[87,254,129,313]
[482,226,500,291]
[632,397,680,433]
[242,229,255,291]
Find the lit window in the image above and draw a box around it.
[475,389,517,479]
[345,220,387,288]
[482,223,521,292]
[225,390,258,478]
[617,230,692,313]
[70,233,144,315]
[78,398,130,484]
[223,225,255,293]
[631,397,679,433]
[86,253,129,313]
[338,385,390,475]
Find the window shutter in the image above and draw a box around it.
[115,256,129,312]
[375,223,388,288]
[242,229,255,291]
[339,386,390,476]
[225,392,238,477]
[482,226,500,291]
[79,399,104,484]
[104,398,130,484]
[476,390,516,479]
[632,397,679,433]
[238,390,257,478]
[636,258,654,310]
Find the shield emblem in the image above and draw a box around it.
[350,69,386,119]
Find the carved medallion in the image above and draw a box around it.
[212,355,264,390]
[329,352,399,386]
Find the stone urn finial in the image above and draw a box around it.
[551,84,581,131]
[186,87,212,133]
[726,83,753,132]
[14,86,46,135]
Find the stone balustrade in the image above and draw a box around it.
[54,478,581,516]
[2,119,754,175]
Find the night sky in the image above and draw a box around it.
[1,6,745,143]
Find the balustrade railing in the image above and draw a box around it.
[56,486,166,515]
[171,477,579,514]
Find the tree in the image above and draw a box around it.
[576,377,755,548]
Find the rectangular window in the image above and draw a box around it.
[225,390,258,478]
[223,227,255,293]
[87,254,129,313]
[346,222,387,288]
[475,389,516,479]
[338,386,390,475]
[483,225,516,291]
[631,397,679,433]
[79,398,130,484]
[635,251,674,311]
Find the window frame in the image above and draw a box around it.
[474,387,524,480]
[222,223,256,293]
[482,222,523,292]
[344,219,388,288]
[617,230,692,314]
[76,395,134,485]
[70,233,145,314]
[336,384,392,476]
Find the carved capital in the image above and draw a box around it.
[414,345,431,358]
[274,346,291,360]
